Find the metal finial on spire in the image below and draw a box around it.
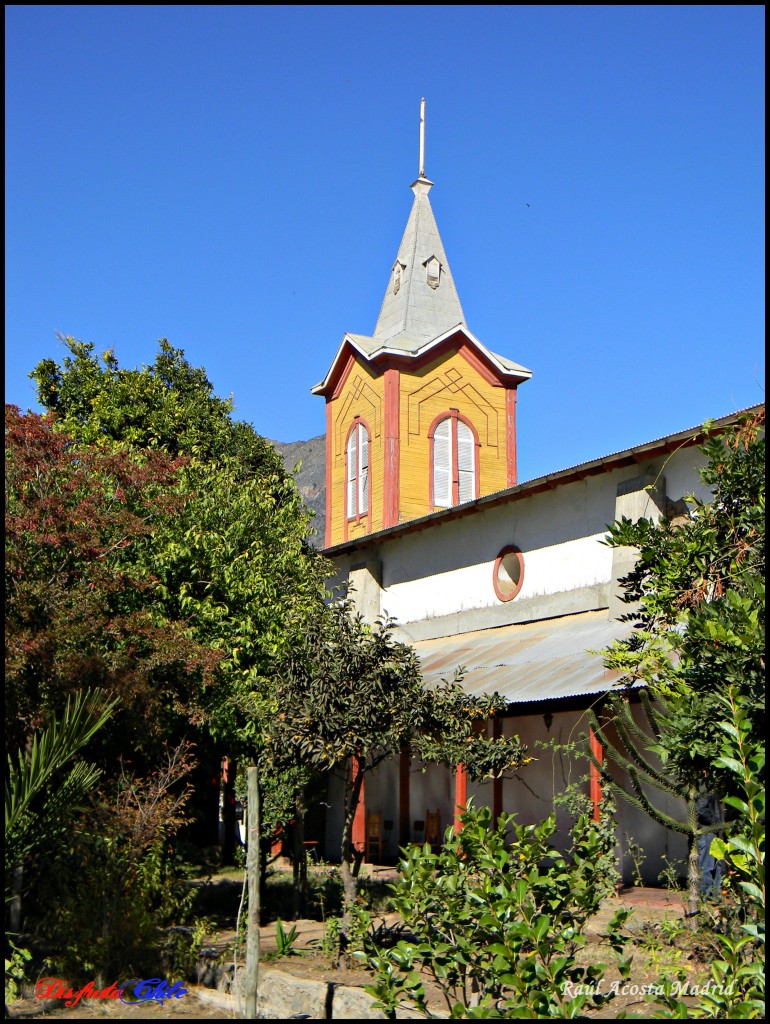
[419,97,426,178]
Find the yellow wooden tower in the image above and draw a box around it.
[312,100,531,548]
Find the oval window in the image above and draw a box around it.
[493,545,524,602]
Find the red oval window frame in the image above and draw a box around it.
[493,545,525,602]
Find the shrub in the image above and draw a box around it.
[363,803,630,1018]
[32,743,197,983]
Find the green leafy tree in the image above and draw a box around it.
[593,411,764,908]
[267,600,527,952]
[587,690,730,915]
[600,411,764,773]
[29,339,330,830]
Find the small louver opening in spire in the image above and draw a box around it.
[392,261,406,295]
[424,255,441,290]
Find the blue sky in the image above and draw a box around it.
[5,5,764,483]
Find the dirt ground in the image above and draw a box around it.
[8,884,710,1020]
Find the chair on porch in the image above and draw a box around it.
[425,810,441,854]
[365,811,383,863]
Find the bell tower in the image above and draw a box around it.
[312,100,532,548]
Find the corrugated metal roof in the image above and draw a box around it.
[415,609,634,704]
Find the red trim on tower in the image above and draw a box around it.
[331,350,358,401]
[325,400,333,547]
[506,387,518,487]
[383,368,400,528]
[457,339,504,386]
[450,411,460,506]
[318,328,528,399]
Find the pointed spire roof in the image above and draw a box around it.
[373,99,466,345]
[311,100,532,397]
[372,175,466,345]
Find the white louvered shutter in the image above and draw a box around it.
[457,421,475,503]
[347,426,358,517]
[359,425,369,513]
[433,418,452,507]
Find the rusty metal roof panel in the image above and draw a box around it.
[415,610,634,704]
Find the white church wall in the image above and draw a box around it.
[500,710,591,856]
[380,472,618,628]
[340,443,712,638]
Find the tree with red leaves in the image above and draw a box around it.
[4,404,220,759]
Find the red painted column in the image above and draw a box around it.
[454,763,468,833]
[325,400,333,547]
[506,387,518,487]
[352,755,366,855]
[383,368,400,529]
[221,757,237,864]
[399,745,411,847]
[589,726,603,821]
[492,718,503,823]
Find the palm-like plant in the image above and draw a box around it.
[5,688,118,902]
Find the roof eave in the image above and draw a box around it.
[311,325,532,396]
[321,404,764,557]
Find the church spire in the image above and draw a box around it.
[372,99,466,345]
[419,95,426,178]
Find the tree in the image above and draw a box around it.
[587,690,730,916]
[592,411,764,905]
[267,599,528,951]
[28,338,330,845]
[5,405,218,760]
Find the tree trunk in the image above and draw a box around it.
[243,766,260,1018]
[292,785,307,919]
[686,791,701,924]
[338,756,365,963]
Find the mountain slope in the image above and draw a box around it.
[269,434,326,547]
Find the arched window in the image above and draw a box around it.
[346,420,370,519]
[431,413,477,508]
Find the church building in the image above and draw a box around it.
[311,102,761,884]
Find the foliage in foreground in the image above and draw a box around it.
[5,688,117,902]
[651,692,765,1019]
[31,742,198,983]
[594,411,764,905]
[362,803,630,1018]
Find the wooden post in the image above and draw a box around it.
[243,766,260,1018]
